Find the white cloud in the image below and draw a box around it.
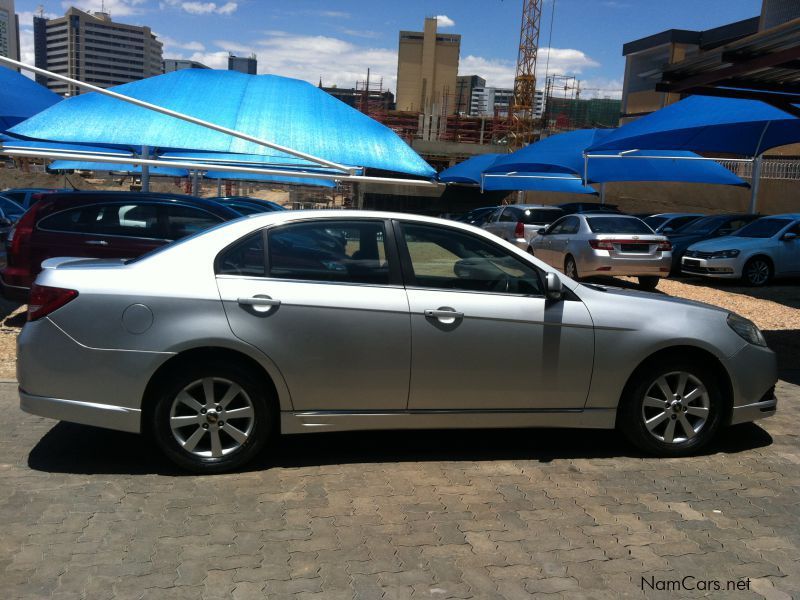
[460,48,601,89]
[63,0,147,16]
[158,35,206,53]
[161,0,238,15]
[434,15,455,28]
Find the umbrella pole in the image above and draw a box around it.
[600,182,606,204]
[749,155,763,214]
[140,145,150,193]
[217,179,223,196]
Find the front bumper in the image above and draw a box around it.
[730,386,777,425]
[20,390,141,433]
[681,256,741,279]
[725,342,778,425]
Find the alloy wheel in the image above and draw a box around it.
[745,259,770,286]
[640,371,710,444]
[565,257,578,279]
[169,377,255,458]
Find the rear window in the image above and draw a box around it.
[587,217,653,235]
[735,218,792,239]
[643,216,667,229]
[519,209,563,225]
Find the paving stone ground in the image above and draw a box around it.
[1,377,799,600]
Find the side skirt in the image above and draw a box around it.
[280,408,617,435]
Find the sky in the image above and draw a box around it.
[13,0,761,98]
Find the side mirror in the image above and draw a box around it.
[537,228,547,235]
[782,232,798,242]
[662,226,674,233]
[545,272,564,301]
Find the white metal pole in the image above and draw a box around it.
[217,179,223,196]
[0,56,356,175]
[140,145,150,192]
[749,155,763,214]
[600,182,606,204]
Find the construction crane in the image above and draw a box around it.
[508,0,543,150]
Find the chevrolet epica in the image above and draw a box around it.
[18,212,778,472]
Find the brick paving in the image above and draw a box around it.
[1,378,799,599]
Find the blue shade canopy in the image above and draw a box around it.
[482,173,597,194]
[48,160,188,177]
[203,170,335,188]
[0,68,61,131]
[438,154,503,184]
[587,96,800,157]
[160,151,361,175]
[487,128,746,186]
[9,69,435,177]
[1,137,134,157]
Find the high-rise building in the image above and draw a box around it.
[33,8,162,96]
[470,87,545,119]
[163,58,210,73]
[455,75,485,115]
[228,54,257,75]
[396,17,460,114]
[0,0,19,66]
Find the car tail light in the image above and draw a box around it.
[7,202,41,257]
[589,239,615,251]
[27,284,78,321]
[514,221,525,238]
[657,240,672,251]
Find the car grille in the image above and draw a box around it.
[684,250,716,259]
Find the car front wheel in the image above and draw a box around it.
[638,276,660,291]
[742,257,772,287]
[619,359,724,457]
[151,361,273,473]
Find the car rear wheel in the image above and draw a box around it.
[742,257,772,287]
[638,276,660,291]
[619,360,724,457]
[151,361,273,473]
[564,255,579,280]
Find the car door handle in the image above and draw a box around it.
[85,240,109,246]
[238,296,281,307]
[424,308,464,321]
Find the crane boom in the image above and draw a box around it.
[509,0,543,149]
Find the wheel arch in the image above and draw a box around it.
[615,345,734,427]
[141,346,284,434]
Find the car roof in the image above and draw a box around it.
[43,191,242,216]
[513,204,563,210]
[578,213,639,218]
[760,213,800,219]
[648,213,703,218]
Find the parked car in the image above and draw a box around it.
[682,213,800,286]
[482,204,564,250]
[0,194,26,222]
[0,188,71,209]
[644,213,704,234]
[667,214,760,273]
[530,213,671,290]
[453,206,497,227]
[558,202,622,215]
[209,196,286,215]
[0,191,242,302]
[18,211,777,472]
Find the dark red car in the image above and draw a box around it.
[1,191,243,302]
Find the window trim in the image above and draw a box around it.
[393,220,546,298]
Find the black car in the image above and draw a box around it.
[558,202,622,215]
[210,196,286,215]
[454,206,499,227]
[667,213,761,272]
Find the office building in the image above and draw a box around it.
[470,87,545,119]
[228,54,257,74]
[620,0,800,122]
[0,0,19,65]
[164,58,210,73]
[455,75,485,115]
[33,7,162,96]
[396,17,460,114]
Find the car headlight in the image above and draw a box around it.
[727,313,767,347]
[710,249,740,259]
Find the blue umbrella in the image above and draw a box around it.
[586,96,800,157]
[8,69,435,178]
[48,160,188,177]
[438,154,504,184]
[0,68,61,131]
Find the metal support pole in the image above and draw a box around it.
[749,155,763,214]
[191,170,201,196]
[217,179,223,196]
[600,182,606,204]
[140,145,150,192]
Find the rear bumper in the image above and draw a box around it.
[581,251,671,277]
[20,390,141,433]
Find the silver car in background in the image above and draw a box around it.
[530,213,672,290]
[18,211,776,473]
[482,204,564,251]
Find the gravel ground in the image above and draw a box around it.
[0,277,796,380]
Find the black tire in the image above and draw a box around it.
[638,276,660,291]
[151,361,273,473]
[527,246,535,256]
[564,255,579,280]
[742,256,772,287]
[618,359,724,457]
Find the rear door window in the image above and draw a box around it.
[216,232,266,277]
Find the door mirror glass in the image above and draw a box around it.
[662,226,673,233]
[545,272,563,301]
[537,228,547,235]
[782,232,798,242]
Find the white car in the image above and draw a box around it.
[482,205,564,251]
[681,213,800,286]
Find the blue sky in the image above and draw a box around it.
[15,0,761,97]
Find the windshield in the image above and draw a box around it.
[520,209,562,225]
[586,217,653,235]
[734,218,792,239]
[644,216,668,229]
[675,216,725,235]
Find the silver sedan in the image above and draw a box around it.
[18,211,777,472]
[530,214,672,290]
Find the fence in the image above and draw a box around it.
[717,158,800,181]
